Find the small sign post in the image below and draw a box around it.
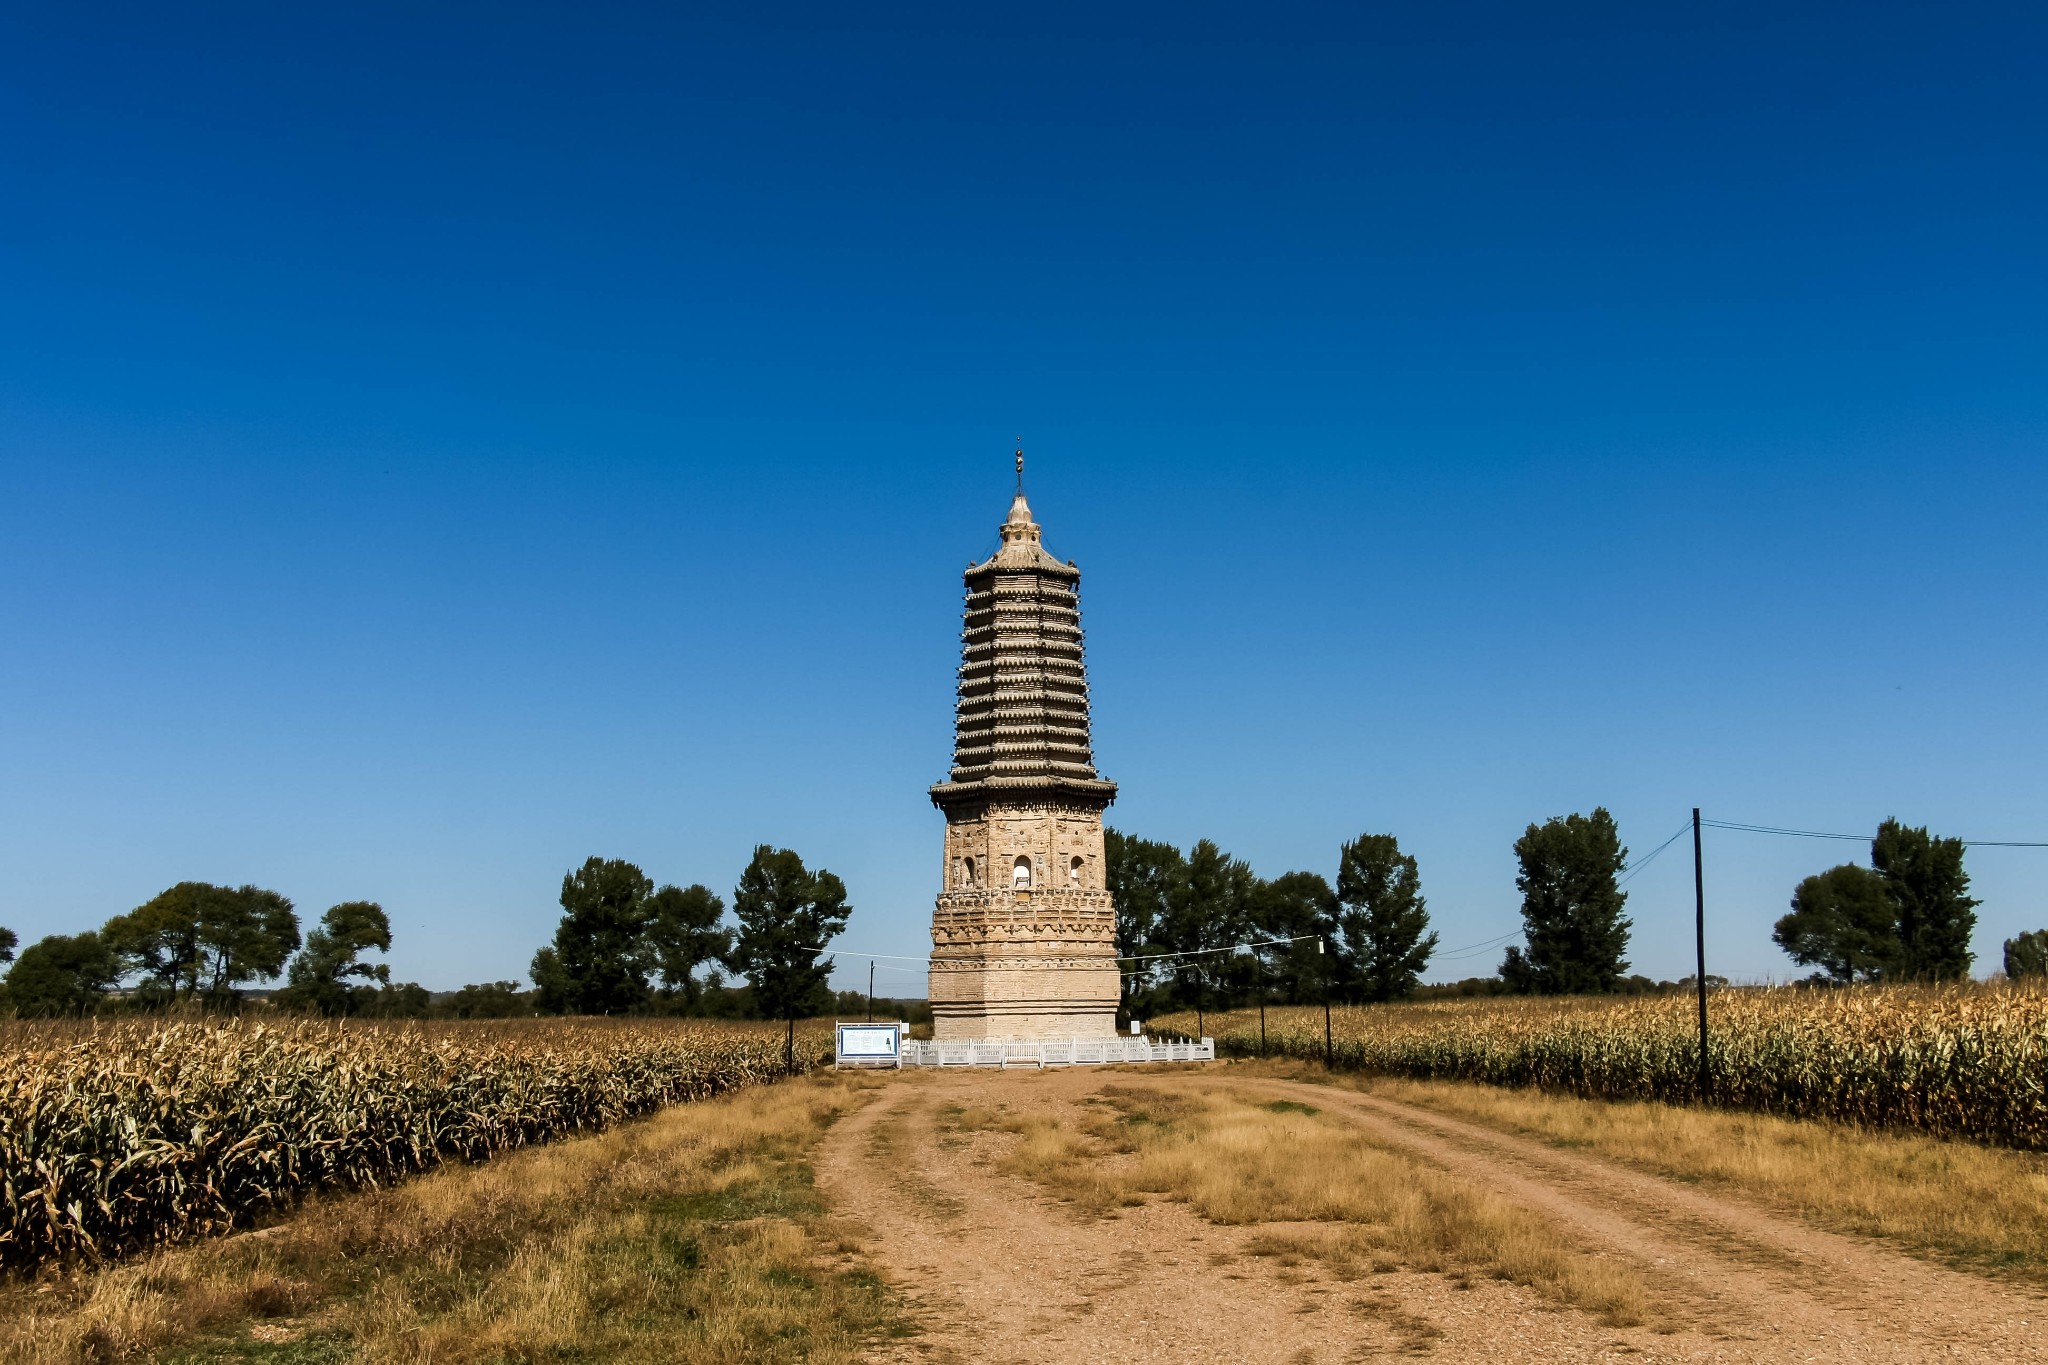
[834,1021,906,1070]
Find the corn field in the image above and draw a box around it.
[1154,982,2048,1149]
[0,1016,830,1271]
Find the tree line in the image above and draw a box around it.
[1108,828,1436,1019]
[0,843,859,1030]
[5,811,2041,1018]
[1113,807,2047,1014]
[0,882,409,1018]
[1108,808,1650,1019]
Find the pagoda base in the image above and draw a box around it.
[931,1007,1119,1043]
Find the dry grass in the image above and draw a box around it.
[981,1080,1650,1326]
[1351,1070,2048,1286]
[0,1073,912,1365]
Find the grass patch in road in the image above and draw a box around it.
[1353,1072,2048,1288]
[992,1080,1650,1327]
[1,1074,913,1365]
[868,1105,967,1222]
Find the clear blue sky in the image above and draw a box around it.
[3,2,2044,992]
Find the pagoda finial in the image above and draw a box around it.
[1014,442,1024,494]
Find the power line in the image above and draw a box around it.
[1617,819,1696,888]
[1702,818,2048,849]
[824,931,1329,975]
[1123,932,1321,964]
[819,948,933,964]
[1433,817,1694,964]
[1433,929,1522,961]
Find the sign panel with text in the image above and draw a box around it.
[834,1021,905,1068]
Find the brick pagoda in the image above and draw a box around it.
[927,459,1120,1040]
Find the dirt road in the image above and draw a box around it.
[814,1066,2046,1364]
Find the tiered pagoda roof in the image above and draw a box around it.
[929,490,1117,809]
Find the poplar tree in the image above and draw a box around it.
[532,857,655,1015]
[1872,819,1978,981]
[1501,809,1631,994]
[1336,833,1437,1002]
[1104,829,1187,1018]
[723,846,850,1070]
[1158,840,1256,1017]
[1249,871,1337,1005]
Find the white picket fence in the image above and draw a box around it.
[897,1036,1215,1069]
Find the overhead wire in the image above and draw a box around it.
[1616,818,1696,888]
[1701,818,2048,848]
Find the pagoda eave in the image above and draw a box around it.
[929,776,1118,811]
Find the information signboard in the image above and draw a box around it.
[834,1021,905,1069]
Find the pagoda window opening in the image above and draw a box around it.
[1012,856,1033,889]
[1068,856,1084,886]
[961,856,977,888]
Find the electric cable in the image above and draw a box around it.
[1702,818,2048,848]
[1616,819,1696,888]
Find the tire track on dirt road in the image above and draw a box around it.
[818,1069,1913,1364]
[818,1074,1392,1364]
[1246,1077,2047,1363]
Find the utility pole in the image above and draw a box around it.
[1258,948,1268,1058]
[1322,934,1334,1069]
[867,960,874,1023]
[1693,808,1709,1102]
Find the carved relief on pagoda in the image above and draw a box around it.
[940,805,1107,895]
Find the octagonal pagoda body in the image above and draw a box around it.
[927,487,1120,1040]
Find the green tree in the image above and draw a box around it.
[1872,819,1978,981]
[5,933,121,1015]
[363,981,432,1017]
[1153,840,1257,1018]
[1104,829,1187,1019]
[102,882,300,1003]
[1772,865,1898,983]
[1500,809,1632,995]
[277,901,393,1016]
[2003,929,2048,981]
[643,884,731,1007]
[529,945,571,1014]
[101,883,210,998]
[201,886,300,998]
[1248,871,1337,1005]
[533,857,656,1015]
[1336,832,1438,1003]
[113,884,298,1003]
[439,980,534,1018]
[723,845,851,1069]
[0,926,16,965]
